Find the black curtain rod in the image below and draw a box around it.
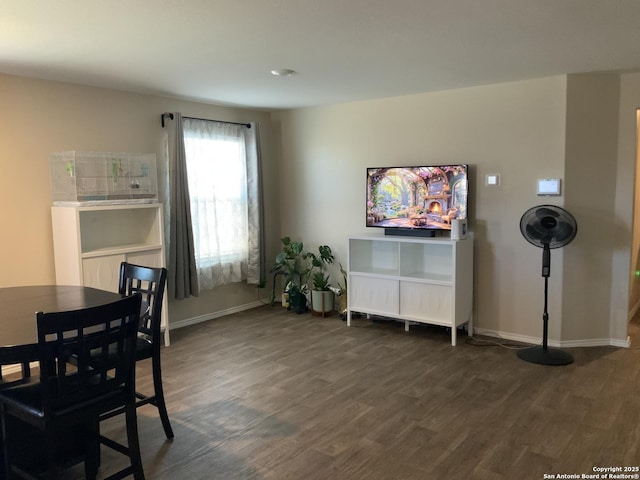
[161,112,250,129]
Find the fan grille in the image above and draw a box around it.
[520,205,577,249]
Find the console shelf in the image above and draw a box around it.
[347,235,473,346]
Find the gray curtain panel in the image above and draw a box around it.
[166,112,199,299]
[245,121,266,285]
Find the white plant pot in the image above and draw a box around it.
[311,290,334,317]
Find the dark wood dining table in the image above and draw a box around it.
[0,285,124,362]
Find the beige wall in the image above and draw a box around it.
[620,73,640,333]
[3,70,639,344]
[274,74,637,345]
[563,74,621,343]
[0,73,281,326]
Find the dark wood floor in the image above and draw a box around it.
[71,306,640,479]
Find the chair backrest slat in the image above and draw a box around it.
[118,262,167,343]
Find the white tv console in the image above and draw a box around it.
[347,234,474,346]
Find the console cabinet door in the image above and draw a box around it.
[399,281,452,324]
[349,275,399,316]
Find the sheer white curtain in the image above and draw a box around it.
[183,118,256,290]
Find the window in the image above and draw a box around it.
[183,119,249,289]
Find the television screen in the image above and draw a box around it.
[366,165,468,232]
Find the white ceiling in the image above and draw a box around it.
[2,0,640,110]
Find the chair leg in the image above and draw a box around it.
[0,407,10,480]
[84,418,100,480]
[151,355,174,439]
[20,362,30,379]
[125,405,145,480]
[43,428,59,480]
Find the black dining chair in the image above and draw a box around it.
[0,294,145,480]
[100,262,174,440]
[0,346,37,480]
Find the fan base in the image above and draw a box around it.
[517,346,574,366]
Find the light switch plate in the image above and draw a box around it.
[486,174,500,186]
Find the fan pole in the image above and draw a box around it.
[542,242,550,351]
[516,243,574,366]
[542,276,549,351]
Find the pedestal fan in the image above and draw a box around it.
[518,205,577,365]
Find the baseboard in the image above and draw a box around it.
[473,327,630,348]
[168,300,265,331]
[560,337,630,348]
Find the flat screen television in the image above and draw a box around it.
[366,165,468,235]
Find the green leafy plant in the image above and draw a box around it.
[272,239,337,313]
[307,245,334,291]
[335,263,349,319]
[311,271,331,291]
[273,236,311,291]
[337,263,347,295]
[272,237,311,312]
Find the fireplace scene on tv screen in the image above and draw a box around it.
[366,165,468,231]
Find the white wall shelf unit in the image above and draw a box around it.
[51,203,170,345]
[347,235,473,346]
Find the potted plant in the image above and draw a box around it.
[307,245,335,316]
[336,263,348,319]
[272,237,310,313]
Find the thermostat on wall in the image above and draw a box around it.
[537,178,561,196]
